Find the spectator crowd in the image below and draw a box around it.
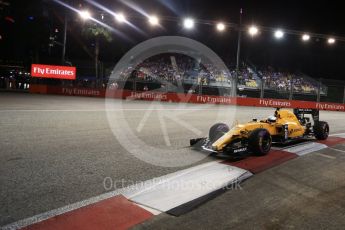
[116,53,232,87]
[113,54,323,94]
[258,67,323,93]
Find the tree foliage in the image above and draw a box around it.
[82,23,112,42]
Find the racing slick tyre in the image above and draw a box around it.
[314,121,329,140]
[248,128,272,156]
[209,123,230,142]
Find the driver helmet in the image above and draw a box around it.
[268,115,277,122]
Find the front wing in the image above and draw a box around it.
[190,137,248,156]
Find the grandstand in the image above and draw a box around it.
[109,53,328,98]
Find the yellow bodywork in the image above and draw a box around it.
[212,109,306,151]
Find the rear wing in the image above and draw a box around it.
[293,108,319,122]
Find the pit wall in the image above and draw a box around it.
[29,84,345,112]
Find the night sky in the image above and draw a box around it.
[1,0,345,80]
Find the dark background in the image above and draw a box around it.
[1,0,344,80]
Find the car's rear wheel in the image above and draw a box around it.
[209,123,229,142]
[314,121,329,140]
[248,128,272,156]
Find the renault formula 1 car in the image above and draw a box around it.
[190,108,329,156]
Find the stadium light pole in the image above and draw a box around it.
[234,8,243,97]
[61,11,67,65]
[317,78,322,102]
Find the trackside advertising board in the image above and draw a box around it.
[29,84,345,112]
[31,64,76,80]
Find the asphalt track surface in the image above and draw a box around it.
[1,92,345,229]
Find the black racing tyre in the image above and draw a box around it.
[314,121,329,140]
[209,123,230,142]
[248,128,272,156]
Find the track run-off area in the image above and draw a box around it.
[1,92,345,229]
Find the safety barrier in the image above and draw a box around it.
[29,84,345,112]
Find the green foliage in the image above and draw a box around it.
[82,23,112,42]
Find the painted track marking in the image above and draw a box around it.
[315,153,336,159]
[328,147,345,154]
[1,161,249,229]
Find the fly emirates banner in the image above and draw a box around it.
[31,64,76,80]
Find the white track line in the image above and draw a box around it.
[330,133,345,138]
[315,153,336,159]
[328,147,345,154]
[136,204,162,216]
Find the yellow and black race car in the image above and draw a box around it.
[190,108,329,156]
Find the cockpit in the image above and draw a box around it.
[267,115,277,123]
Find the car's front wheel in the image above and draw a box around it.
[209,123,229,142]
[248,128,272,156]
